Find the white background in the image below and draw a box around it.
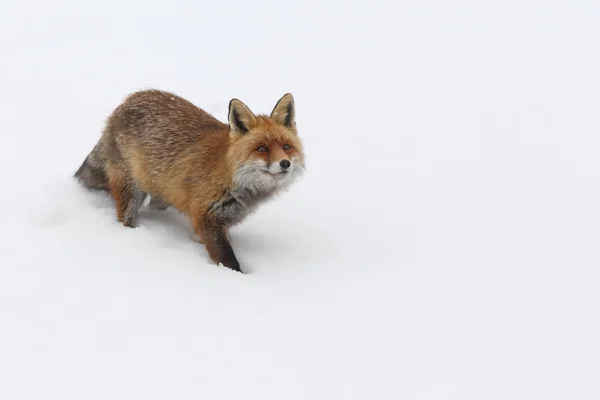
[1,0,599,398]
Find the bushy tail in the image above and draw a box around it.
[74,140,109,190]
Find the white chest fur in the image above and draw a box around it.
[210,160,303,226]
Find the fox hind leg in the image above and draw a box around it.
[121,187,146,227]
[149,196,170,211]
[108,168,146,228]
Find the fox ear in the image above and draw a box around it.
[270,93,296,129]
[228,99,257,135]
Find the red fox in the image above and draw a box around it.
[74,90,305,273]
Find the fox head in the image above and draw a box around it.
[227,93,305,194]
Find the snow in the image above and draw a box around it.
[1,0,599,398]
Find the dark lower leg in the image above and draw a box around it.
[121,188,145,227]
[196,216,241,272]
[108,174,145,228]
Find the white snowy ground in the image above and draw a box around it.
[1,0,599,399]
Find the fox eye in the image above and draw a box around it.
[283,144,291,151]
[257,146,267,153]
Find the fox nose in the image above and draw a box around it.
[280,159,291,169]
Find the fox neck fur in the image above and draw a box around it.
[210,157,303,226]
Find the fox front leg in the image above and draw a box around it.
[195,215,241,273]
